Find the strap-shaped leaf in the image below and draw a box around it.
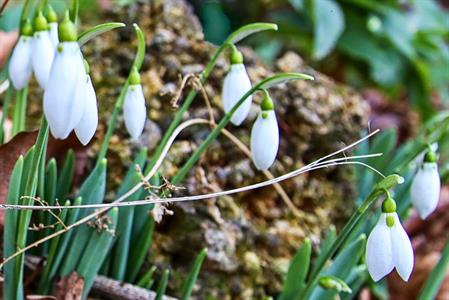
[225,22,278,45]
[279,239,312,300]
[77,22,126,46]
[180,248,208,300]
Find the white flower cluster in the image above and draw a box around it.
[222,48,279,171]
[366,147,441,283]
[8,9,147,145]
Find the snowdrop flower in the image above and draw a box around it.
[74,61,98,145]
[123,67,147,139]
[250,92,279,170]
[222,47,252,126]
[44,13,86,140]
[8,20,33,90]
[31,11,55,89]
[415,142,438,165]
[46,6,59,48]
[411,148,440,219]
[366,197,414,282]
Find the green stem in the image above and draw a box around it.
[144,43,229,175]
[19,0,33,24]
[96,79,130,163]
[0,86,13,144]
[96,24,145,164]
[299,175,404,299]
[12,88,28,136]
[69,0,79,23]
[171,73,312,184]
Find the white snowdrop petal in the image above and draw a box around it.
[366,214,394,282]
[8,36,33,90]
[44,42,84,139]
[250,110,279,170]
[124,84,147,139]
[75,76,98,145]
[49,23,59,48]
[32,31,55,89]
[222,64,252,126]
[411,162,441,219]
[391,213,414,281]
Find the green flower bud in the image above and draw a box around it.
[46,5,58,23]
[424,148,437,163]
[20,19,33,36]
[319,276,352,293]
[58,11,77,42]
[34,11,48,32]
[261,90,274,111]
[382,196,397,213]
[230,46,243,65]
[129,67,141,85]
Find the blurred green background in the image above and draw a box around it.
[188,0,449,120]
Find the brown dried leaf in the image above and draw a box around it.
[0,31,18,68]
[54,272,84,300]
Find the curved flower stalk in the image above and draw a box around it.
[366,196,414,282]
[43,12,86,140]
[250,91,279,170]
[74,61,98,145]
[8,20,33,90]
[123,67,147,139]
[46,5,59,47]
[222,47,252,125]
[31,12,55,89]
[411,148,441,219]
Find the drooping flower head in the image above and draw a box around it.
[44,12,86,140]
[8,19,33,90]
[411,147,440,219]
[31,11,55,89]
[250,91,279,170]
[222,46,253,126]
[123,67,147,139]
[366,196,414,282]
[46,5,59,47]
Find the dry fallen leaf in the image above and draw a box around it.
[54,272,84,300]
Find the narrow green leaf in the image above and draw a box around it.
[418,237,449,300]
[279,239,311,300]
[311,225,337,276]
[77,22,126,46]
[49,198,82,287]
[56,150,75,201]
[3,156,24,300]
[137,266,157,289]
[110,148,147,280]
[59,160,107,276]
[309,234,366,300]
[126,215,155,283]
[180,248,208,300]
[155,270,170,300]
[38,200,70,294]
[14,118,49,300]
[226,22,278,45]
[312,0,344,59]
[78,208,118,300]
[341,266,368,300]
